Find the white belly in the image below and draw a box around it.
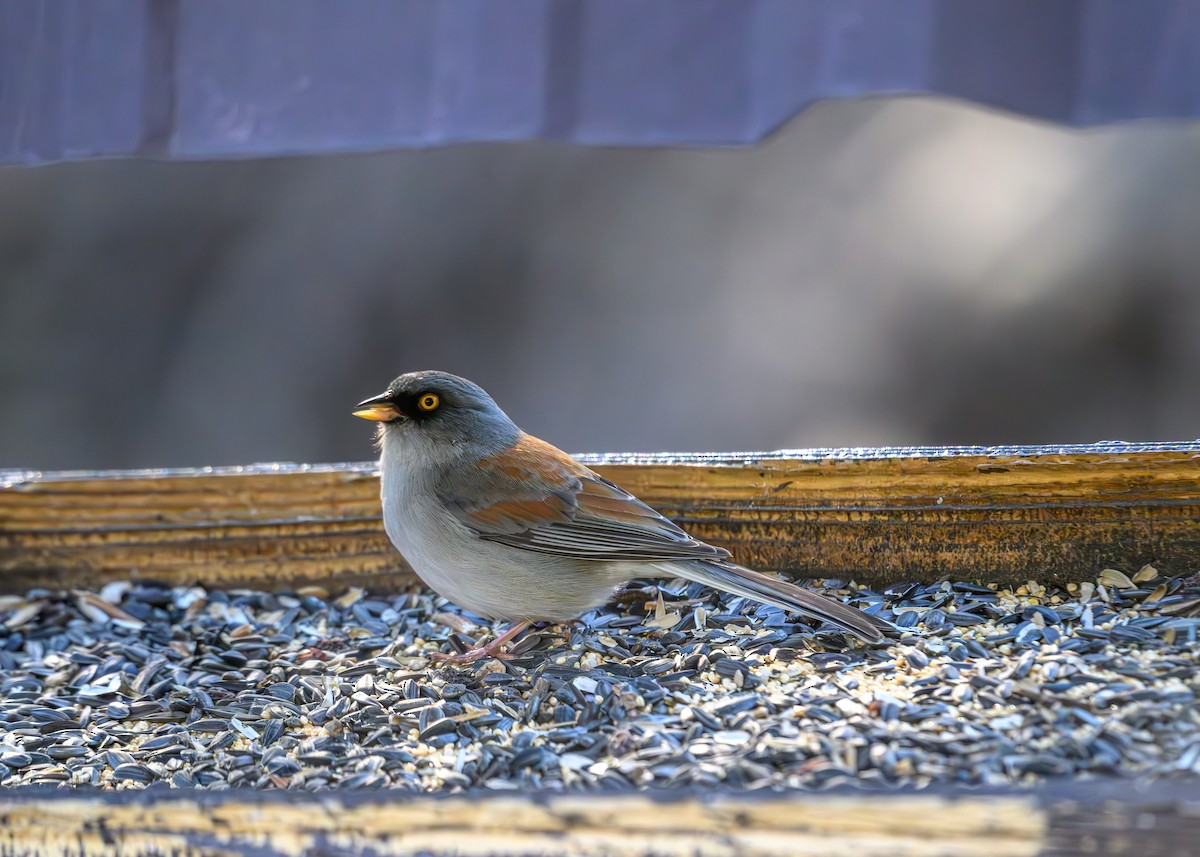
[382,480,497,615]
[379,458,626,621]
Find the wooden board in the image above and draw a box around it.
[2,441,1198,593]
[0,781,1196,857]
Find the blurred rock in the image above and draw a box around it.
[2,98,1198,470]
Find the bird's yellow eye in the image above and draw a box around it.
[417,393,440,412]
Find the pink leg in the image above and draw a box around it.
[431,620,534,665]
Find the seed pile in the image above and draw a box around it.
[0,566,1197,791]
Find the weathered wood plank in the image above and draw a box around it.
[2,441,1198,593]
[0,782,1196,857]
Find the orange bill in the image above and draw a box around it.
[353,393,401,421]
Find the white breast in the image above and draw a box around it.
[377,436,628,621]
[379,443,487,612]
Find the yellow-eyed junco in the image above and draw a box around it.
[354,371,883,662]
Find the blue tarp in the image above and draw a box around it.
[1,0,1197,165]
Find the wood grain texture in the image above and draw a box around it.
[2,441,1198,593]
[0,782,1196,857]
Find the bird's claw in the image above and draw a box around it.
[430,642,517,665]
[430,620,532,666]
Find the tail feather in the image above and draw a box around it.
[658,560,885,643]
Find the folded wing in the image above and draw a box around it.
[437,433,884,642]
[438,434,728,562]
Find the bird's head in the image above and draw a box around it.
[353,371,518,455]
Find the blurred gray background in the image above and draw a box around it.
[2,97,1198,471]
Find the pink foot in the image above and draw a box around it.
[431,620,533,665]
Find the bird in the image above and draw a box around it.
[354,370,884,662]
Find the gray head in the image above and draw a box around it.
[353,371,520,455]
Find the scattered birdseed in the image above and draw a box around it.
[0,571,1196,792]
